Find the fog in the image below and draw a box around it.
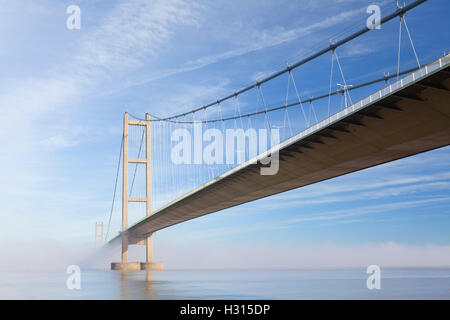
[158,241,450,269]
[1,240,450,271]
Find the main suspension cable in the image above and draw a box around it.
[129,64,421,124]
[135,0,426,123]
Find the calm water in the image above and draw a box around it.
[1,268,450,299]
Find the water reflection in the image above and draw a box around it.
[2,268,449,299]
[118,270,155,299]
[145,271,154,299]
[120,271,128,300]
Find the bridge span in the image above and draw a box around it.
[110,55,450,254]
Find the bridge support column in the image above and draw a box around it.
[146,235,153,263]
[112,112,163,272]
[121,235,129,263]
[140,234,163,270]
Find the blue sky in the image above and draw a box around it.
[0,0,449,269]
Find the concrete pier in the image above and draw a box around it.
[140,262,164,270]
[111,262,141,271]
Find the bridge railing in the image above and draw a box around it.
[348,54,449,116]
[217,53,450,187]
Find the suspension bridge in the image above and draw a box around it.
[101,0,450,271]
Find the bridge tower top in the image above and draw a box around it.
[94,222,103,248]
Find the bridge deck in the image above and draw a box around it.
[111,55,450,243]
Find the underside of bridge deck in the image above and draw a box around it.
[113,60,450,242]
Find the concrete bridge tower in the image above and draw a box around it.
[111,112,163,271]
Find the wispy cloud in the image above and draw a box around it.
[256,181,450,208]
[122,3,372,92]
[75,0,200,75]
[269,171,450,203]
[285,197,450,225]
[170,196,450,240]
[0,0,201,150]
